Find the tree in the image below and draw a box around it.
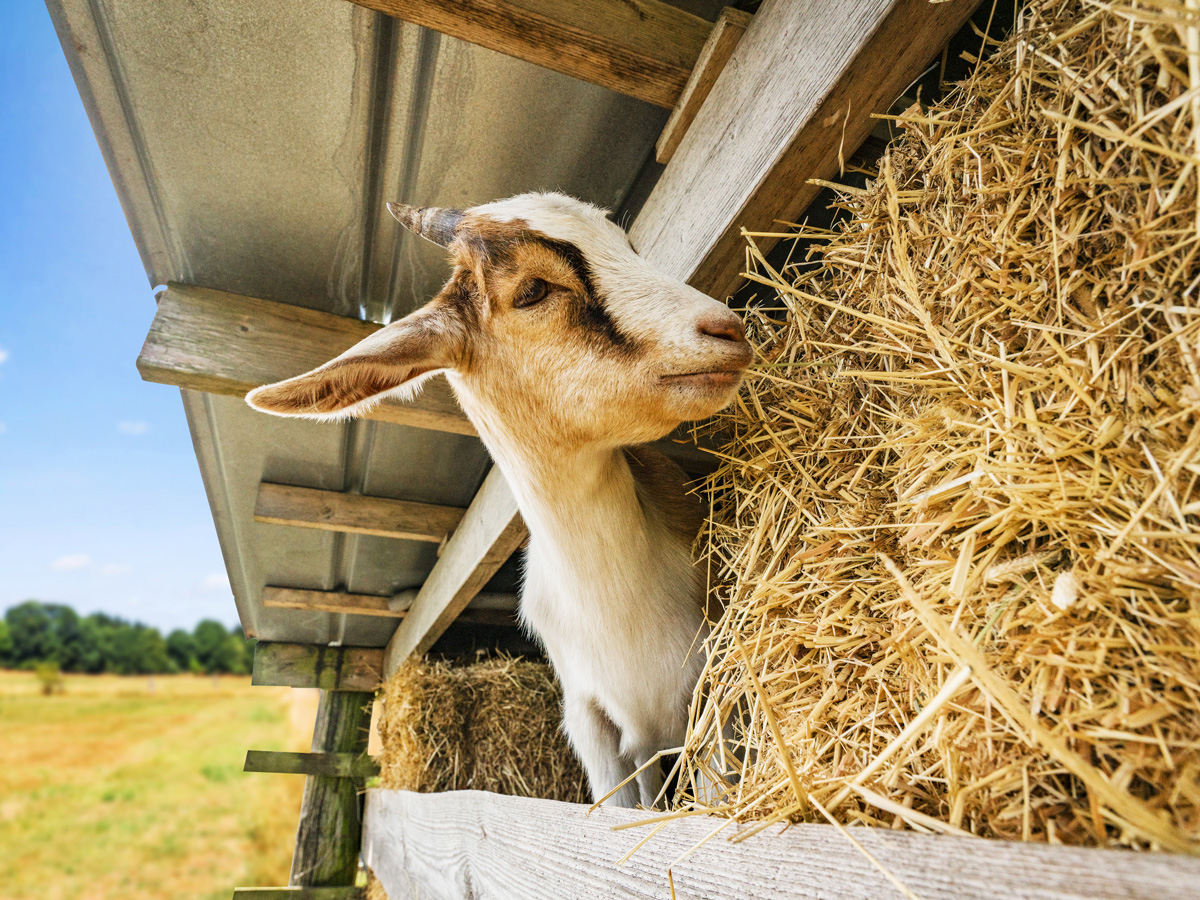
[166,629,198,673]
[6,601,61,667]
[193,619,231,673]
[0,620,12,666]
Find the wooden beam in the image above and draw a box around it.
[244,750,379,779]
[137,282,473,435]
[342,0,711,109]
[233,889,363,900]
[255,483,465,543]
[252,642,384,692]
[630,0,979,299]
[291,691,372,887]
[383,466,526,674]
[138,283,714,471]
[263,586,520,626]
[655,8,752,165]
[364,789,1200,900]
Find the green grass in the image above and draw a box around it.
[0,671,313,900]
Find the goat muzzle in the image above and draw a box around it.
[387,203,464,248]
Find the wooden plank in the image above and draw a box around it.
[244,750,379,779]
[137,282,474,435]
[263,587,520,626]
[364,789,1200,900]
[255,483,465,543]
[655,7,752,165]
[343,0,711,109]
[383,466,527,674]
[630,0,979,299]
[291,691,373,886]
[137,283,714,471]
[252,642,384,692]
[234,892,360,900]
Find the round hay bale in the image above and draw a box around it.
[377,655,588,803]
[678,0,1200,853]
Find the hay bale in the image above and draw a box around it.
[678,0,1200,853]
[377,655,588,802]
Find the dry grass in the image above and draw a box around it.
[676,0,1200,853]
[377,655,588,802]
[0,670,311,899]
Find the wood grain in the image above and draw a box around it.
[342,0,712,108]
[631,0,979,299]
[364,789,1200,900]
[262,586,521,626]
[655,7,751,164]
[291,691,373,887]
[382,466,527,674]
[252,642,384,692]
[255,482,465,543]
[136,282,473,435]
[244,750,379,779]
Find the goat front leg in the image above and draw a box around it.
[563,696,638,807]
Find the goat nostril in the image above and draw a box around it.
[699,316,746,343]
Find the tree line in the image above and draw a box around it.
[0,600,253,675]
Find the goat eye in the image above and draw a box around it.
[513,278,551,309]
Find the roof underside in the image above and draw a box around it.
[49,0,725,646]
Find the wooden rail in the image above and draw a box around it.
[137,283,472,434]
[254,483,465,543]
[364,789,1200,900]
[383,465,526,673]
[252,642,384,692]
[631,0,979,299]
[245,750,379,779]
[341,0,712,108]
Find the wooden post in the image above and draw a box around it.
[290,690,373,888]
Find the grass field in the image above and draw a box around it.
[0,670,320,900]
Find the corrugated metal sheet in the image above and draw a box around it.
[47,0,723,645]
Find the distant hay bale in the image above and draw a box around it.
[677,0,1200,853]
[377,655,588,802]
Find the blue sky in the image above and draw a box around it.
[0,5,236,631]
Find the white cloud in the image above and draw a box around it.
[118,420,150,436]
[99,563,132,576]
[0,348,8,365]
[51,553,92,571]
[202,572,231,592]
[0,423,7,435]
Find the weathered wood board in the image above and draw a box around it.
[244,750,379,779]
[262,586,520,626]
[137,283,472,434]
[364,790,1200,900]
[656,7,752,164]
[342,0,712,108]
[631,0,979,299]
[382,465,527,674]
[291,691,372,886]
[255,482,465,543]
[252,642,384,692]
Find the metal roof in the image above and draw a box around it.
[48,0,725,647]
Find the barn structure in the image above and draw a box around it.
[47,0,1200,897]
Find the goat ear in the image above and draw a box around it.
[246,307,461,420]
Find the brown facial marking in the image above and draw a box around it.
[450,214,642,357]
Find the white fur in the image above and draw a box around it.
[248,192,750,807]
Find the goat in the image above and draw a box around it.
[246,193,752,807]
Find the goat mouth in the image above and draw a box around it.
[659,369,744,389]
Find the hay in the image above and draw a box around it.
[678,0,1200,852]
[377,655,588,802]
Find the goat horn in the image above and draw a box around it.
[387,203,464,248]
